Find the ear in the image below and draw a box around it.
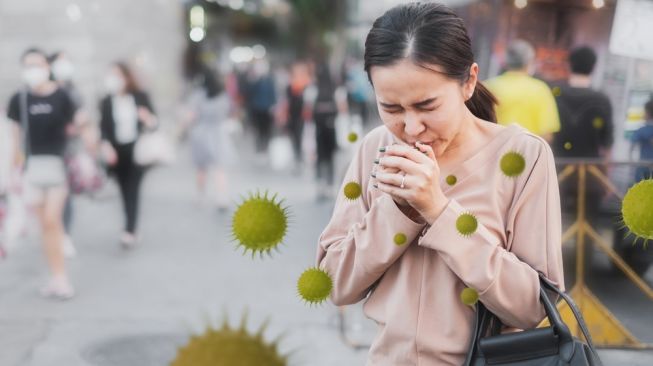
[464,63,479,101]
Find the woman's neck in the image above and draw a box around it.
[30,81,56,96]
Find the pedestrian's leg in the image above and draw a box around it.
[124,163,143,235]
[61,193,76,257]
[196,168,207,197]
[213,166,228,210]
[260,111,273,153]
[39,186,73,298]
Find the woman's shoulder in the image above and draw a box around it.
[503,123,555,167]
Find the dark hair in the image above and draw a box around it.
[113,61,140,94]
[569,46,597,75]
[21,47,48,62]
[645,98,653,120]
[201,68,224,98]
[364,2,497,123]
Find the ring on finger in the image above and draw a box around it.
[400,173,406,189]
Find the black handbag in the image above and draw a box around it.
[464,273,603,365]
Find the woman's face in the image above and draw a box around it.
[105,66,126,94]
[370,59,478,158]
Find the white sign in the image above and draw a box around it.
[609,0,653,61]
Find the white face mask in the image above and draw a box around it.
[104,74,125,94]
[52,59,75,81]
[22,67,50,88]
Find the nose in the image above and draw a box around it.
[404,111,426,137]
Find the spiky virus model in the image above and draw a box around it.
[343,182,362,201]
[445,175,457,186]
[500,151,526,178]
[347,132,358,143]
[171,316,288,366]
[394,233,408,246]
[456,213,478,237]
[231,191,290,257]
[460,287,479,306]
[297,267,333,305]
[621,179,653,247]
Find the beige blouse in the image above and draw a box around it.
[316,123,564,365]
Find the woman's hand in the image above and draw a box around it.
[372,142,449,225]
[137,107,157,128]
[100,141,118,166]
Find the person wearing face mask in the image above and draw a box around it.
[316,3,564,364]
[6,47,77,299]
[49,51,90,259]
[99,62,157,249]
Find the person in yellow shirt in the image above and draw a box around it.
[486,40,560,143]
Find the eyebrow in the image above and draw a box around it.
[379,97,438,109]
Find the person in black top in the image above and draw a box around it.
[99,62,157,249]
[552,46,614,219]
[6,48,76,299]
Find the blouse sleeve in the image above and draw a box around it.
[316,131,426,306]
[417,137,564,329]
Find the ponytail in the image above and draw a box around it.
[465,81,498,123]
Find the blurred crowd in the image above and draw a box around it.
[1,37,652,300]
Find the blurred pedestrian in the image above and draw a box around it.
[6,48,76,299]
[285,61,311,173]
[99,62,157,249]
[307,63,341,201]
[630,97,653,182]
[185,68,236,211]
[486,39,560,143]
[49,51,87,258]
[247,59,276,161]
[552,46,614,218]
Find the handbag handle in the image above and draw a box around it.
[464,272,601,365]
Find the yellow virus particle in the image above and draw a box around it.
[456,213,478,237]
[592,117,604,130]
[564,141,572,151]
[394,233,408,246]
[446,175,457,186]
[460,287,479,306]
[552,86,561,97]
[231,191,290,258]
[500,151,526,178]
[171,314,288,366]
[343,182,362,200]
[347,132,358,143]
[621,179,653,247]
[297,267,333,305]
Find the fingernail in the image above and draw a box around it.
[374,158,379,164]
[371,172,376,178]
[379,146,386,152]
[373,183,378,188]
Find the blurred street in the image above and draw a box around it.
[1,136,653,366]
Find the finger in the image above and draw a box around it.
[373,181,411,200]
[415,141,436,161]
[375,171,410,188]
[380,144,431,164]
[375,155,422,175]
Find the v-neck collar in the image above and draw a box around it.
[440,123,522,191]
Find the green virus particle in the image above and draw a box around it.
[621,179,653,246]
[456,213,478,237]
[500,151,526,178]
[343,181,362,200]
[460,287,479,306]
[446,175,457,186]
[394,233,408,246]
[564,141,572,151]
[171,314,287,366]
[551,86,562,97]
[347,132,358,143]
[592,117,605,130]
[231,191,290,257]
[297,267,333,305]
